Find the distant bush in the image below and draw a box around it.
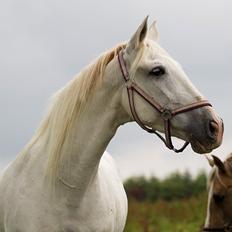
[124,171,207,202]
[124,193,208,232]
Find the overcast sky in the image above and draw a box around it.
[0,0,231,180]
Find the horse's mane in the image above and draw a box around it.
[21,43,126,183]
[207,167,216,189]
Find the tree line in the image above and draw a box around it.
[124,171,207,202]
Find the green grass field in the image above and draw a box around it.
[124,193,207,232]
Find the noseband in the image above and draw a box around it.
[118,50,212,153]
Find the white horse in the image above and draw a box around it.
[0,17,223,232]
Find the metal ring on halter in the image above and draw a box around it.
[117,50,212,153]
[161,109,172,121]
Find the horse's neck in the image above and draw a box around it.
[56,58,128,204]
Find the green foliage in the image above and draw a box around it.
[124,171,207,202]
[124,171,208,231]
[124,193,207,232]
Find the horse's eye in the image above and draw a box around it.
[150,66,166,77]
[213,193,225,203]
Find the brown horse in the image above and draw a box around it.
[204,154,232,231]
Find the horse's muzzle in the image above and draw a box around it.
[189,110,224,154]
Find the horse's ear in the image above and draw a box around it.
[204,154,214,167]
[125,16,148,55]
[148,20,159,42]
[212,155,226,174]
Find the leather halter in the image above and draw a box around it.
[117,50,212,153]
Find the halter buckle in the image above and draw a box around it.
[161,109,172,120]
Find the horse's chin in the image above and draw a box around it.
[189,138,213,154]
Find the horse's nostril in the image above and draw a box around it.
[207,120,219,139]
[209,121,217,134]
